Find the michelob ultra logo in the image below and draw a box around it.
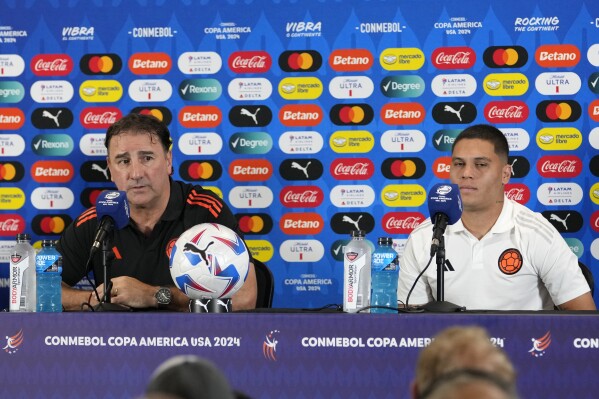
[380,130,426,153]
[244,240,274,263]
[483,73,528,96]
[179,79,222,101]
[329,130,374,153]
[0,107,24,129]
[535,44,580,68]
[279,239,325,262]
[0,54,25,77]
[79,80,123,102]
[380,103,425,124]
[0,187,25,209]
[128,79,173,102]
[0,134,25,156]
[278,77,323,100]
[0,81,25,103]
[380,75,425,98]
[381,184,426,207]
[178,133,223,155]
[535,72,581,96]
[536,127,582,150]
[380,48,425,70]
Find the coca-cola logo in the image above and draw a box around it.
[504,183,530,204]
[537,155,582,178]
[279,186,324,208]
[432,47,476,69]
[30,54,73,76]
[80,107,122,129]
[591,210,599,233]
[484,101,529,123]
[330,158,374,180]
[382,212,425,234]
[0,214,25,236]
[228,51,272,73]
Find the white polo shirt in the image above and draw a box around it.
[397,197,590,310]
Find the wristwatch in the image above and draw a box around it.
[155,287,172,308]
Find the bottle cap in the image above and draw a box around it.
[16,233,31,241]
[378,237,392,246]
[41,239,56,247]
[350,230,365,238]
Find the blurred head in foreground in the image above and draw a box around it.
[419,369,518,399]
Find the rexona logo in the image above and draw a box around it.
[330,103,374,125]
[229,132,273,155]
[32,214,73,235]
[536,100,581,123]
[177,51,222,74]
[79,133,107,156]
[432,129,461,151]
[80,107,121,129]
[279,239,325,262]
[0,214,25,236]
[541,210,583,233]
[229,159,273,182]
[0,107,24,129]
[179,79,221,101]
[228,51,271,73]
[229,105,272,127]
[329,49,373,72]
[380,130,426,153]
[278,50,322,72]
[504,183,530,205]
[31,160,74,183]
[0,54,25,77]
[433,156,452,179]
[589,99,599,122]
[279,104,323,126]
[484,101,529,124]
[535,44,580,68]
[236,213,274,235]
[31,187,74,210]
[79,79,123,102]
[508,155,531,179]
[278,77,323,100]
[128,52,171,75]
[431,74,476,97]
[380,103,425,125]
[535,72,581,96]
[80,160,111,182]
[280,158,324,181]
[432,102,477,124]
[0,162,24,182]
[228,186,274,209]
[483,46,528,68]
[280,186,324,208]
[431,47,476,69]
[179,160,222,182]
[128,79,172,102]
[483,73,529,96]
[31,134,73,156]
[0,134,25,156]
[588,72,599,94]
[31,107,73,129]
[179,106,222,128]
[30,54,73,76]
[380,75,425,98]
[80,53,122,75]
[381,157,426,179]
[380,48,425,70]
[382,212,425,235]
[178,133,223,155]
[537,183,583,206]
[278,131,324,154]
[329,76,374,99]
[330,158,374,180]
[131,106,172,125]
[381,184,426,207]
[330,212,375,235]
[330,130,374,153]
[0,81,25,103]
[0,188,25,210]
[330,185,375,208]
[536,127,582,151]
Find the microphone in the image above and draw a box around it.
[91,190,130,255]
[427,183,462,256]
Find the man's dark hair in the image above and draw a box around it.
[452,124,509,163]
[105,113,172,153]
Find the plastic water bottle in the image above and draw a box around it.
[9,233,37,312]
[36,240,62,312]
[370,237,400,314]
[343,230,371,313]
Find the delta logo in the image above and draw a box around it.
[131,107,172,125]
[278,77,323,100]
[179,160,222,182]
[329,103,374,126]
[80,107,121,129]
[128,52,171,75]
[329,49,374,72]
[537,183,583,206]
[280,186,324,208]
[30,80,71,104]
[589,99,599,122]
[329,130,375,153]
[279,213,324,235]
[0,108,24,129]
[381,158,426,179]
[178,106,222,128]
[279,104,323,126]
[483,46,528,68]
[32,214,72,235]
[535,44,580,68]
[0,162,24,182]
[31,160,74,183]
[229,159,273,182]
[433,156,452,179]
[0,214,25,236]
[330,158,374,180]
[536,100,581,123]
[330,185,375,208]
[589,72,599,94]
[80,53,123,75]
[380,48,425,70]
[177,51,222,74]
[431,47,476,69]
[278,50,322,72]
[484,101,529,124]
[381,103,425,125]
[382,212,425,234]
[79,80,123,102]
[536,127,582,151]
[228,51,272,73]
[504,183,530,204]
[483,73,529,96]
[236,213,273,235]
[30,54,73,76]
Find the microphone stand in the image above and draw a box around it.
[422,236,465,312]
[93,230,130,312]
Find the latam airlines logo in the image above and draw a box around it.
[80,54,122,75]
[79,134,107,156]
[177,51,222,74]
[30,81,72,103]
[330,185,375,208]
[536,156,583,178]
[382,212,425,234]
[535,44,580,68]
[380,48,425,70]
[229,51,271,73]
[329,49,373,72]
[0,108,24,129]
[80,107,121,129]
[229,159,273,181]
[431,47,476,69]
[30,54,73,76]
[280,186,324,208]
[330,158,374,180]
[228,78,272,100]
[536,100,581,122]
[280,159,323,181]
[484,101,529,123]
[431,74,476,97]
[31,107,73,129]
[0,55,25,77]
[538,183,583,206]
[278,131,324,154]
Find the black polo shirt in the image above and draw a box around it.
[58,180,241,287]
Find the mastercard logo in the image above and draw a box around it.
[32,214,73,235]
[80,54,123,75]
[536,100,581,122]
[329,103,374,126]
[236,213,273,235]
[0,162,25,182]
[278,50,322,72]
[483,46,528,68]
[381,157,426,179]
[179,160,222,181]
[131,106,173,125]
[80,187,113,208]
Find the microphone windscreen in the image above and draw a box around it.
[95,190,130,229]
[427,183,462,225]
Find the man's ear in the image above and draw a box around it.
[502,163,511,184]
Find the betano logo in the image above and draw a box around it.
[433,156,452,179]
[229,159,273,181]
[589,99,599,122]
[30,54,73,76]
[278,77,323,100]
[329,49,373,72]
[79,80,123,102]
[236,214,273,235]
[329,103,373,125]
[80,53,123,75]
[128,52,171,75]
[245,239,274,262]
[483,73,528,96]
[278,50,322,72]
[536,127,582,150]
[380,48,425,70]
[32,214,72,235]
[179,78,222,101]
[178,106,222,128]
[179,160,222,181]
[329,130,374,153]
[0,108,24,129]
[483,46,528,68]
[279,104,323,126]
[536,100,581,122]
[280,213,324,235]
[0,187,25,209]
[380,103,425,125]
[0,162,24,182]
[31,160,74,183]
[535,44,580,68]
[381,184,426,207]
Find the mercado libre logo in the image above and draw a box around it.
[3,329,24,354]
[529,331,551,358]
[263,330,280,361]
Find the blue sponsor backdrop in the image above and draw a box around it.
[0,0,598,309]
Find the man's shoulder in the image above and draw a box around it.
[175,181,227,216]
[509,199,557,242]
[71,207,98,230]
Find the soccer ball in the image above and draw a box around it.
[169,223,250,299]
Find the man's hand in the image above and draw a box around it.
[96,276,157,309]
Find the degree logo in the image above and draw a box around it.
[536,100,581,122]
[80,54,123,75]
[229,132,273,155]
[432,129,461,151]
[0,134,25,157]
[0,81,25,103]
[329,49,373,72]
[588,72,599,94]
[380,48,425,70]
[380,103,425,125]
[278,50,322,72]
[535,44,580,68]
[380,75,425,98]
[498,248,523,275]
[589,99,599,122]
[236,213,273,235]
[0,162,24,182]
[131,106,172,125]
[278,77,323,100]
[0,107,24,129]
[329,103,374,125]
[32,214,73,235]
[229,159,273,182]
[179,105,222,128]
[128,52,171,75]
[381,158,426,179]
[483,46,528,68]
[179,160,222,181]
[31,160,74,183]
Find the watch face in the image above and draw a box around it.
[156,288,172,305]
